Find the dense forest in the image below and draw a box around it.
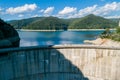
[7,17,45,29]
[69,14,118,29]
[23,17,68,30]
[7,14,119,30]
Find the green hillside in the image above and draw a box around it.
[7,17,45,29]
[7,14,118,30]
[69,14,117,29]
[23,16,68,30]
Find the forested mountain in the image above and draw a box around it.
[7,17,45,29]
[23,17,68,30]
[7,14,118,30]
[69,14,118,29]
[109,18,119,23]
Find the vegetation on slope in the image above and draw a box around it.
[7,14,118,30]
[69,14,117,29]
[23,16,68,30]
[7,17,45,29]
[111,27,120,41]
[100,27,120,41]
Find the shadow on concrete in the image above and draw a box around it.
[0,46,89,80]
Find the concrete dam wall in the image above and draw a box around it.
[0,45,120,80]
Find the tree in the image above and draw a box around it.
[100,28,112,38]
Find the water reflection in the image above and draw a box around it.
[18,31,103,47]
[20,40,39,46]
[59,31,75,40]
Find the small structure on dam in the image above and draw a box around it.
[0,45,120,80]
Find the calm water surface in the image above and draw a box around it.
[18,30,104,47]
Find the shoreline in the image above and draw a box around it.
[17,29,115,32]
[84,38,120,47]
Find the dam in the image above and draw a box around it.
[0,45,120,80]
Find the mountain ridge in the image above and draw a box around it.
[7,14,118,30]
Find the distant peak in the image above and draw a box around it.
[87,14,95,16]
[85,14,97,17]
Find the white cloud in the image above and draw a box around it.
[93,2,120,16]
[58,7,77,15]
[0,7,5,15]
[43,7,54,14]
[18,14,24,17]
[2,2,120,19]
[6,4,37,14]
[105,15,120,19]
[39,7,54,16]
[0,7,3,13]
[32,14,39,17]
[68,2,120,18]
[39,9,44,13]
[77,5,97,17]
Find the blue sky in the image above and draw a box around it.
[0,0,120,20]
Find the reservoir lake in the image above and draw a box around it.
[18,30,104,47]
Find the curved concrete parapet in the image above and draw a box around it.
[0,45,120,80]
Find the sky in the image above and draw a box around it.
[0,0,120,20]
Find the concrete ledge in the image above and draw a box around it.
[0,44,120,54]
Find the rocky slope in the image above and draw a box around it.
[0,19,20,48]
[84,38,120,47]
